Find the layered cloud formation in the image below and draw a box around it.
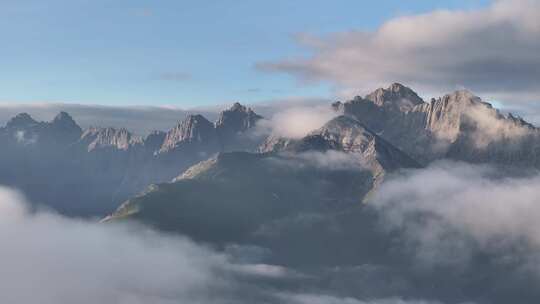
[0,103,218,135]
[259,0,540,104]
[0,97,331,136]
[373,161,540,268]
[0,186,437,304]
[6,161,540,302]
[0,186,231,303]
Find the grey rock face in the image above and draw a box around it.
[258,135,294,153]
[0,103,264,216]
[215,102,263,151]
[3,86,539,218]
[341,84,539,165]
[49,111,83,143]
[105,143,407,241]
[1,112,83,148]
[215,102,262,135]
[80,127,142,152]
[105,115,420,254]
[105,86,540,304]
[159,114,217,153]
[265,115,420,185]
[365,82,424,111]
[5,113,39,129]
[310,116,419,169]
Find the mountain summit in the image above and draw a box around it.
[159,114,217,153]
[365,83,424,111]
[338,85,538,164]
[215,102,262,134]
[1,89,539,217]
[5,113,38,129]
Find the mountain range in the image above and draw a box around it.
[2,83,538,217]
[102,84,540,304]
[104,83,538,255]
[0,102,264,216]
[3,83,540,302]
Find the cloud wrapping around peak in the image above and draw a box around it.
[0,98,331,136]
[464,103,531,148]
[256,105,338,139]
[258,0,540,103]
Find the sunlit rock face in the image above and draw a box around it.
[2,85,540,217]
[340,83,540,166]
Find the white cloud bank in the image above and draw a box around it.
[0,103,218,135]
[0,186,437,304]
[464,103,531,148]
[259,0,540,104]
[257,105,338,139]
[0,97,331,136]
[0,186,230,304]
[372,161,540,267]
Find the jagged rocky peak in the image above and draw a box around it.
[258,135,294,153]
[215,102,262,135]
[278,115,373,153]
[420,89,496,137]
[260,116,373,154]
[81,127,141,151]
[275,115,420,173]
[175,114,215,142]
[309,115,376,152]
[52,111,77,126]
[50,111,83,137]
[6,113,38,129]
[365,83,424,111]
[46,112,83,143]
[160,114,217,152]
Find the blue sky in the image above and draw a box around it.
[0,0,492,107]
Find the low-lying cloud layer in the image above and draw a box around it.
[0,98,331,136]
[0,186,231,304]
[372,161,540,267]
[0,103,217,135]
[0,186,434,304]
[259,0,540,104]
[7,160,540,302]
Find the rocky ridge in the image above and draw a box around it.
[0,102,265,216]
[3,84,540,217]
[333,83,539,165]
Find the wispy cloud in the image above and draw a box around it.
[372,161,540,268]
[0,185,444,304]
[0,103,218,135]
[256,104,338,139]
[258,0,540,104]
